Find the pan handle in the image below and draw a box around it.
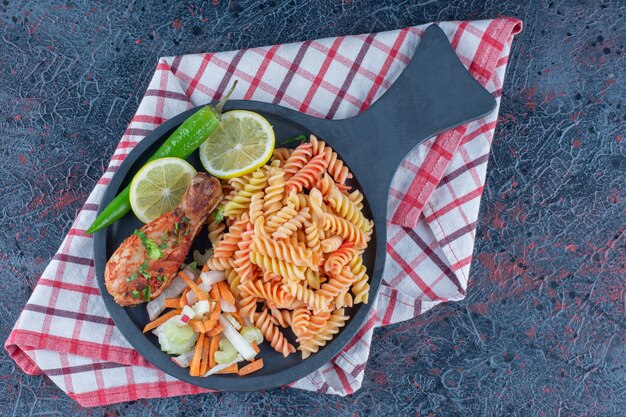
[320,24,496,201]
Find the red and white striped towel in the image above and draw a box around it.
[5,18,522,407]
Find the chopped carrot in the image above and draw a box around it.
[190,334,204,377]
[142,309,181,333]
[164,298,180,309]
[179,287,190,308]
[216,281,235,305]
[206,323,222,336]
[209,285,220,301]
[178,271,207,301]
[251,342,260,353]
[209,335,219,369]
[188,319,206,333]
[201,263,210,273]
[200,335,210,376]
[238,358,264,376]
[216,363,238,374]
[230,312,245,327]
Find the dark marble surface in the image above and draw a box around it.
[1,0,624,416]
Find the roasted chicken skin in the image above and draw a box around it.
[105,172,222,306]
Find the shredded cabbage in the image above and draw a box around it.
[158,319,198,355]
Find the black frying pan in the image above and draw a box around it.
[93,24,495,391]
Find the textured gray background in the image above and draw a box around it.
[1,0,625,416]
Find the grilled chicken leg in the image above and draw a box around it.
[105,172,222,306]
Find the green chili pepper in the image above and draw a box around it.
[86,81,238,234]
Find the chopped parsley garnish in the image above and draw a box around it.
[156,275,167,283]
[212,205,225,223]
[131,290,140,299]
[134,230,163,260]
[125,271,138,283]
[141,285,151,301]
[159,241,168,250]
[185,261,197,271]
[280,134,307,145]
[138,259,150,279]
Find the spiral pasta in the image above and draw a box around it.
[298,308,349,359]
[225,268,241,299]
[316,265,355,300]
[269,307,292,328]
[282,281,331,312]
[239,279,294,309]
[309,135,352,185]
[265,203,298,233]
[321,235,343,253]
[272,207,311,239]
[248,191,265,223]
[262,165,286,218]
[249,251,306,281]
[271,147,293,165]
[323,213,368,249]
[254,310,296,357]
[252,235,316,268]
[201,134,371,361]
[349,254,369,304]
[207,218,225,245]
[223,170,269,218]
[282,142,312,179]
[285,153,328,194]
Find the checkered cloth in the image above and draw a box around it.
[6,18,522,407]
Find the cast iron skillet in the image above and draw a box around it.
[94,25,496,391]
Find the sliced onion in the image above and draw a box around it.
[193,300,211,317]
[147,293,166,321]
[163,276,187,299]
[221,299,237,313]
[172,349,195,368]
[200,271,226,286]
[219,315,257,361]
[186,290,198,306]
[223,313,241,330]
[203,354,243,377]
[198,281,213,294]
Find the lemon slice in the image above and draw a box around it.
[129,157,197,223]
[199,110,275,179]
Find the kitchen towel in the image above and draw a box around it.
[6,17,522,407]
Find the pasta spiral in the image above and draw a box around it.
[265,203,298,233]
[213,215,249,259]
[248,191,265,223]
[262,165,286,218]
[323,213,368,249]
[349,254,370,304]
[254,310,296,357]
[305,268,323,289]
[237,293,258,321]
[252,235,316,268]
[316,265,355,300]
[321,235,343,253]
[285,153,328,194]
[304,220,323,255]
[323,173,372,232]
[269,307,292,328]
[281,142,312,179]
[272,207,311,239]
[290,304,311,337]
[271,147,294,165]
[323,241,356,275]
[223,170,269,218]
[225,268,241,299]
[239,279,294,309]
[282,281,331,312]
[205,256,233,271]
[348,189,364,210]
[207,219,225,245]
[298,308,349,359]
[249,251,306,281]
[232,225,258,284]
[309,135,352,185]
